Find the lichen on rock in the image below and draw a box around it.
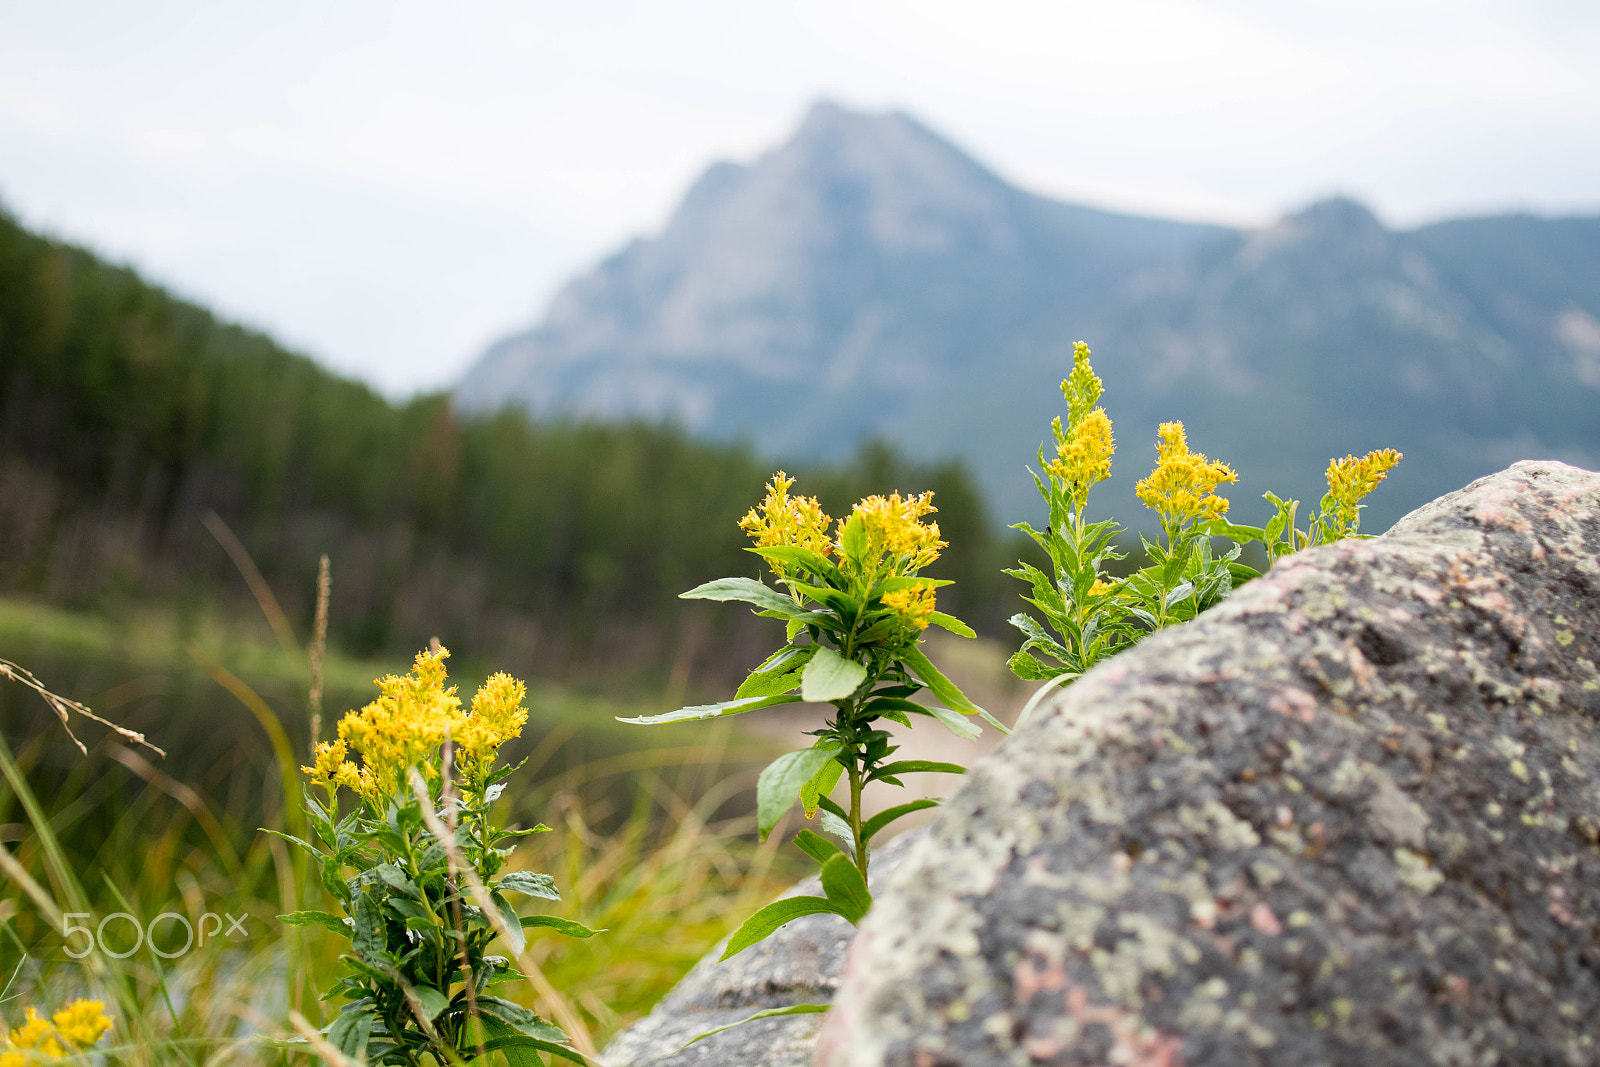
[817,461,1600,1066]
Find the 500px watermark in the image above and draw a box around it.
[61,911,249,959]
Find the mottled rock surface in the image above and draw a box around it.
[602,833,919,1067]
[819,461,1600,1067]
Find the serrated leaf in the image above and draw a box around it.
[406,983,450,1022]
[838,513,867,564]
[1007,649,1062,681]
[818,854,871,923]
[279,910,350,935]
[802,647,867,702]
[757,744,842,839]
[351,890,385,958]
[747,544,844,583]
[327,1007,374,1059]
[617,692,802,725]
[927,611,976,638]
[681,576,801,614]
[519,915,600,937]
[498,870,560,900]
[720,896,850,960]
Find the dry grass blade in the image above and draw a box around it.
[308,553,331,749]
[201,509,299,659]
[0,656,164,757]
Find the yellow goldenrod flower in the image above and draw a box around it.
[1046,407,1115,512]
[337,646,464,792]
[1134,422,1237,528]
[456,671,528,776]
[1323,448,1402,536]
[882,584,937,631]
[316,648,530,800]
[845,492,945,573]
[1089,578,1117,597]
[739,472,834,577]
[50,1001,112,1050]
[1060,341,1103,430]
[7,1009,62,1057]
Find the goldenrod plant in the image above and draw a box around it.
[274,648,592,1065]
[0,1000,112,1065]
[622,473,999,1035]
[1008,342,1400,687]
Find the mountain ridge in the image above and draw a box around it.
[458,101,1600,527]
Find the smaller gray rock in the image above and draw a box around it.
[601,832,919,1067]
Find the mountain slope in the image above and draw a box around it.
[459,102,1600,528]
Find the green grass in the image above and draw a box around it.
[0,597,799,1063]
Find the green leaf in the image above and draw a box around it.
[279,910,350,935]
[261,828,319,858]
[792,829,843,865]
[862,800,938,843]
[757,744,843,839]
[735,644,816,699]
[351,890,385,958]
[498,870,561,901]
[480,1031,587,1066]
[1011,646,1062,681]
[478,997,571,1044]
[868,760,965,782]
[617,692,802,725]
[874,575,954,594]
[681,576,801,614]
[406,983,450,1023]
[816,806,854,847]
[921,703,982,741]
[735,666,805,701]
[1164,581,1195,609]
[900,646,982,716]
[927,611,977,638]
[679,1003,831,1050]
[375,862,419,898]
[493,891,526,953]
[818,854,871,923]
[802,647,867,702]
[519,914,601,937]
[326,1007,374,1059]
[748,544,844,584]
[838,513,868,564]
[720,896,850,960]
[800,755,843,817]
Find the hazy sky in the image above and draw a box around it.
[2,0,1597,395]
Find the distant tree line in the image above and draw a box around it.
[0,209,1015,687]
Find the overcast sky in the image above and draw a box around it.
[2,0,1597,395]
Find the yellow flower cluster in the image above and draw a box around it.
[848,491,945,572]
[302,648,528,801]
[456,672,529,778]
[1047,408,1115,513]
[881,584,937,631]
[1,1002,111,1065]
[1060,341,1104,429]
[1324,448,1403,535]
[739,472,834,577]
[1134,422,1238,528]
[1046,343,1115,513]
